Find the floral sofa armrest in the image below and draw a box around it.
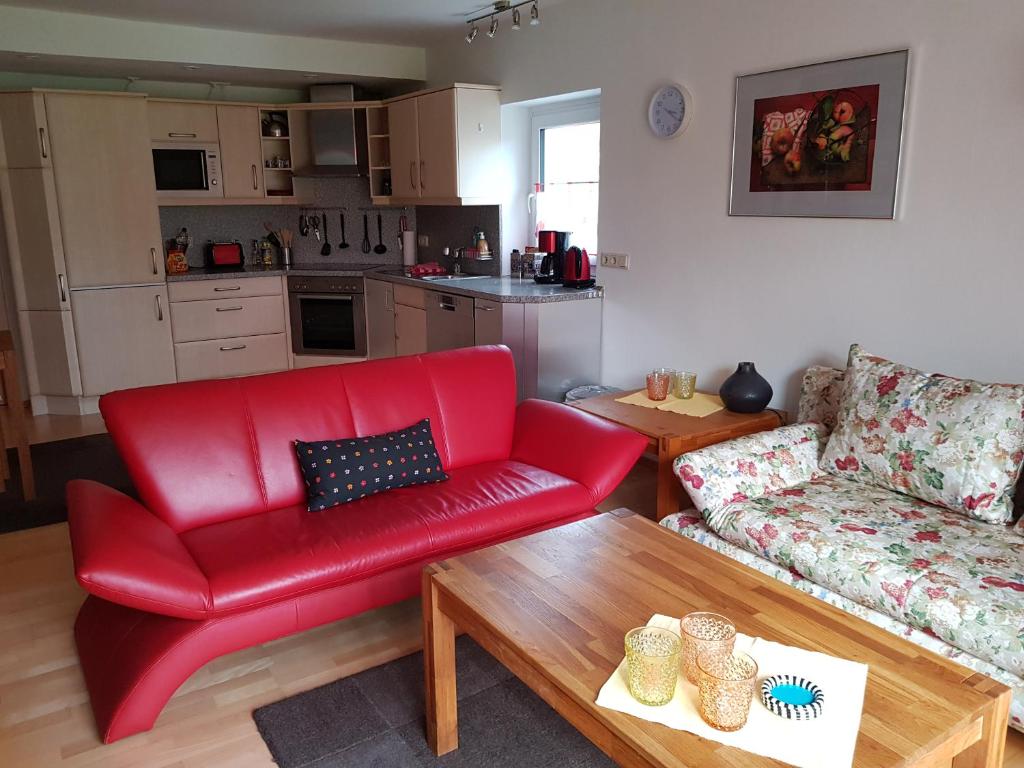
[673,423,828,516]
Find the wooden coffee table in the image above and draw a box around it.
[423,511,1010,767]
[569,391,783,521]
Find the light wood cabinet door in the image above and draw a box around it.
[3,168,69,310]
[0,93,51,168]
[44,94,163,288]
[216,106,264,199]
[455,88,501,200]
[70,285,176,396]
[388,97,420,199]
[416,90,458,199]
[147,102,219,142]
[394,303,426,357]
[365,278,396,359]
[474,298,503,346]
[18,309,81,397]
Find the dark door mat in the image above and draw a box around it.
[1,433,136,533]
[252,635,615,768]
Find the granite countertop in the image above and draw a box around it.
[166,262,388,281]
[367,270,603,304]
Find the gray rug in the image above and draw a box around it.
[252,636,615,768]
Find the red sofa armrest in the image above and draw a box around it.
[68,480,211,620]
[510,399,648,505]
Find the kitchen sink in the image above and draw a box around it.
[418,274,488,281]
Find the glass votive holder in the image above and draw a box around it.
[696,650,758,732]
[624,626,681,706]
[673,371,697,399]
[646,369,673,401]
[680,612,736,684]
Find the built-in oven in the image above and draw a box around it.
[288,275,367,358]
[151,141,223,198]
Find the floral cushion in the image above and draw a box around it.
[701,473,1024,677]
[660,509,1024,733]
[821,344,1024,524]
[797,365,845,434]
[674,423,827,516]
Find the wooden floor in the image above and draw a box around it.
[0,448,1021,765]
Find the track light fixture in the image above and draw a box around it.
[464,1,538,41]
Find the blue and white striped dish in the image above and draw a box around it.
[760,674,824,720]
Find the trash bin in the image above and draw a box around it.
[564,385,622,403]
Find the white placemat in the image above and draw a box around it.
[596,615,868,768]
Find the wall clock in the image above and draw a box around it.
[648,83,693,139]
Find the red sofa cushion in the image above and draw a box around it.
[178,460,591,614]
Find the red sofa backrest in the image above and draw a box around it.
[99,346,518,532]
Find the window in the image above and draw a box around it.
[530,99,600,253]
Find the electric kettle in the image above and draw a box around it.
[562,246,595,288]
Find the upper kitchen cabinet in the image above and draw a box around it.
[147,101,219,142]
[216,105,264,198]
[0,92,51,168]
[44,92,164,287]
[387,85,500,205]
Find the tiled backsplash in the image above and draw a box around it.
[159,178,413,268]
[414,205,501,276]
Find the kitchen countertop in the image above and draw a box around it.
[166,264,603,304]
[367,270,603,304]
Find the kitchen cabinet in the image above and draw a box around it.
[3,169,69,310]
[44,93,164,288]
[17,309,82,400]
[70,285,176,396]
[426,290,474,352]
[473,298,503,346]
[0,92,51,168]
[216,106,264,199]
[175,334,289,383]
[147,101,219,142]
[394,304,426,357]
[365,278,396,359]
[386,85,500,204]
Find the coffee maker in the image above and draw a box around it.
[534,230,571,284]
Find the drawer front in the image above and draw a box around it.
[393,283,426,309]
[170,294,285,343]
[174,333,289,382]
[168,276,283,302]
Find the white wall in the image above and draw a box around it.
[428,0,1024,409]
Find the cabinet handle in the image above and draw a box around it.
[39,128,48,159]
[384,290,392,310]
[215,306,243,312]
[154,294,164,322]
[409,161,417,191]
[168,132,197,138]
[420,160,426,191]
[214,285,242,292]
[477,306,495,312]
[150,247,159,275]
[251,164,259,190]
[219,344,247,351]
[57,273,67,303]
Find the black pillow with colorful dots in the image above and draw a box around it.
[294,418,449,511]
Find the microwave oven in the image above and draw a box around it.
[151,142,223,198]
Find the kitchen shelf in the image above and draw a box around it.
[370,165,391,170]
[263,167,294,173]
[261,135,291,141]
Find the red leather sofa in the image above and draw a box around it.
[67,346,646,743]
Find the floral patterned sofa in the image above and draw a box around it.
[661,347,1024,732]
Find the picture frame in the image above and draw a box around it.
[728,49,909,218]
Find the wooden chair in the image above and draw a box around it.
[0,330,35,501]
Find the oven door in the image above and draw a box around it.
[289,292,367,357]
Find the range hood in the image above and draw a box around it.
[294,84,369,178]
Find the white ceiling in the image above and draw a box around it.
[1,0,520,46]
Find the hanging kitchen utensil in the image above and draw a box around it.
[361,214,371,254]
[311,215,321,243]
[299,214,309,237]
[320,211,332,256]
[339,211,349,249]
[374,212,388,255]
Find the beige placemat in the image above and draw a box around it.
[596,614,867,768]
[614,390,725,417]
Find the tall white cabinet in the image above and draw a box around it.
[0,90,175,413]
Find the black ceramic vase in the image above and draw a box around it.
[719,362,773,413]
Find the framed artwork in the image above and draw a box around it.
[728,49,909,218]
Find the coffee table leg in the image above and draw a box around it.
[952,686,1011,768]
[423,568,458,756]
[655,437,681,521]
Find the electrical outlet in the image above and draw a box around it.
[418,234,429,248]
[600,252,630,270]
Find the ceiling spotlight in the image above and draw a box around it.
[487,15,498,38]
[303,73,319,79]
[530,1,540,25]
[182,64,201,71]
[465,23,478,43]
[512,7,521,29]
[19,53,41,60]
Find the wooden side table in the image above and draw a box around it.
[569,391,784,520]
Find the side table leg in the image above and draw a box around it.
[952,684,1010,768]
[423,567,458,756]
[655,437,681,521]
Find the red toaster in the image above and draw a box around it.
[206,241,244,268]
